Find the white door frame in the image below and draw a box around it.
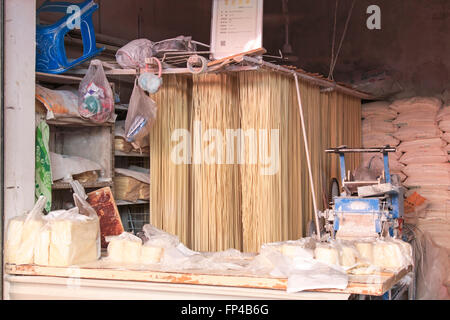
[2,0,36,299]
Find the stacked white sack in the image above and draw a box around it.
[437,104,450,160]
[361,101,405,180]
[391,97,450,222]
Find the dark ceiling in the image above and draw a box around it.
[37,0,450,98]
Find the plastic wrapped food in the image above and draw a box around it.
[5,196,47,265]
[106,232,143,264]
[46,194,101,267]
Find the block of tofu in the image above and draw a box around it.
[141,245,164,264]
[355,242,374,264]
[34,226,51,266]
[5,216,45,265]
[314,246,340,266]
[49,216,100,267]
[106,232,142,264]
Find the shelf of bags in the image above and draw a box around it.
[115,199,149,206]
[52,180,113,190]
[114,150,149,158]
[36,72,84,84]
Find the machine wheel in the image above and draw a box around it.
[328,178,340,208]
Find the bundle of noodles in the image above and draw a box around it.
[191,73,242,252]
[150,75,191,246]
[148,71,362,253]
[238,71,286,252]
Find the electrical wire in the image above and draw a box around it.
[328,0,356,80]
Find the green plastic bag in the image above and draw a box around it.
[35,120,52,212]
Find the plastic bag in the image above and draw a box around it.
[362,118,396,134]
[361,101,397,120]
[124,81,158,149]
[35,121,52,212]
[116,39,154,69]
[397,138,446,153]
[437,105,450,122]
[399,148,448,165]
[45,193,101,267]
[152,36,197,55]
[5,196,47,265]
[36,85,80,120]
[389,97,442,113]
[78,59,114,123]
[105,232,143,264]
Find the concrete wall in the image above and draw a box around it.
[4,0,36,221]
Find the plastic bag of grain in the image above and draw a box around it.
[399,148,448,165]
[389,97,442,114]
[439,120,450,132]
[362,133,400,147]
[437,105,450,122]
[362,101,397,120]
[394,125,442,142]
[362,118,397,134]
[397,138,446,153]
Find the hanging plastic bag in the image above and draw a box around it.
[78,59,114,123]
[124,80,158,150]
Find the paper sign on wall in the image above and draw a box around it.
[210,0,263,60]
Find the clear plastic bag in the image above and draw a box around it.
[116,39,154,69]
[5,196,47,265]
[152,36,197,55]
[105,232,143,264]
[124,81,158,149]
[45,193,101,267]
[78,59,114,123]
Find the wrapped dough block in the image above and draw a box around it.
[355,242,374,264]
[49,216,100,267]
[373,240,411,271]
[5,217,45,265]
[107,232,142,264]
[373,242,401,270]
[5,217,26,264]
[340,246,357,268]
[141,245,164,264]
[281,244,314,260]
[34,226,51,266]
[314,246,339,265]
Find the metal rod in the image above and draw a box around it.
[325,147,396,153]
[293,73,321,240]
[242,56,374,100]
